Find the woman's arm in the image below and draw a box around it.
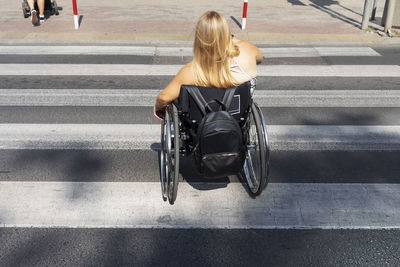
[255,46,263,64]
[233,37,263,64]
[154,62,193,119]
[246,40,263,64]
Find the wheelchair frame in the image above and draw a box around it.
[160,91,270,204]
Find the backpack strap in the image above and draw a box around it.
[185,85,237,115]
[184,85,207,116]
[222,86,237,110]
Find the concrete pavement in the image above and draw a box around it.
[1,0,399,44]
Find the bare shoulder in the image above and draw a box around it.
[234,38,263,64]
[234,39,258,53]
[175,61,194,84]
[181,61,193,73]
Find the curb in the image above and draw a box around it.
[1,39,400,47]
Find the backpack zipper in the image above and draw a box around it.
[203,119,235,126]
[202,152,238,160]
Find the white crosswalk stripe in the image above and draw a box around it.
[0,182,398,229]
[1,64,399,76]
[0,46,382,57]
[0,45,399,231]
[0,124,399,151]
[0,89,399,107]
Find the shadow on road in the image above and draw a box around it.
[286,0,363,29]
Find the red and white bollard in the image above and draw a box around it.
[242,0,248,30]
[72,0,79,30]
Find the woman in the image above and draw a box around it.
[154,10,263,119]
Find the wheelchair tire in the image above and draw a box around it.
[160,114,168,201]
[166,104,180,204]
[255,102,271,189]
[53,0,59,15]
[242,102,268,195]
[22,2,30,18]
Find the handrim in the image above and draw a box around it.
[243,102,267,195]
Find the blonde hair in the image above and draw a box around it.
[192,11,240,88]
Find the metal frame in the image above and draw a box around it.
[159,97,270,203]
[255,103,270,163]
[160,105,180,204]
[242,102,269,194]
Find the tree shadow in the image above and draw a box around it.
[299,109,380,125]
[13,143,108,200]
[15,148,107,182]
[269,150,400,184]
[0,229,61,266]
[2,227,400,266]
[261,108,400,184]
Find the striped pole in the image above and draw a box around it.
[242,0,248,30]
[72,0,79,30]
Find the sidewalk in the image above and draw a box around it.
[0,0,398,44]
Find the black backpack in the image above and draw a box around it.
[185,86,245,178]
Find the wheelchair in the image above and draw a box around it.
[160,81,270,204]
[22,0,59,18]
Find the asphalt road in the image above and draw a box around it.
[1,229,400,266]
[0,150,400,183]
[0,44,399,266]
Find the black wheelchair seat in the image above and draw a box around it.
[178,81,252,126]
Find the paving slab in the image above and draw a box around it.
[1,0,398,43]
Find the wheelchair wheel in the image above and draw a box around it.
[22,1,30,18]
[53,0,59,15]
[256,102,271,185]
[160,104,180,204]
[160,114,168,201]
[242,102,269,195]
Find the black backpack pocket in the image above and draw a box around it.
[195,116,245,178]
[202,152,242,178]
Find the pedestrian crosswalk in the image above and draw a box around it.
[1,88,399,107]
[0,124,400,151]
[1,182,399,229]
[0,46,382,57]
[2,64,400,76]
[0,44,399,230]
